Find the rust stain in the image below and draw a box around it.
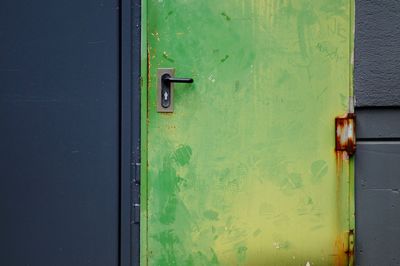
[147,48,151,126]
[335,150,344,206]
[334,151,346,266]
[147,47,151,91]
[335,113,356,156]
[334,232,348,266]
[347,229,355,266]
[334,113,355,266]
[334,230,354,266]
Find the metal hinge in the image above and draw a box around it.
[134,162,141,184]
[132,161,140,224]
[335,113,356,156]
[133,203,140,224]
[347,229,355,263]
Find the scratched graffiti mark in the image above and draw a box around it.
[253,229,262,237]
[273,240,290,250]
[316,42,344,62]
[220,55,229,63]
[204,210,219,221]
[340,93,348,109]
[165,10,174,19]
[281,173,303,194]
[162,51,175,62]
[220,12,231,21]
[151,31,160,41]
[259,202,275,218]
[236,245,248,263]
[311,160,328,184]
[296,196,317,216]
[234,80,240,92]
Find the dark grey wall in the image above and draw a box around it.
[356,109,400,266]
[355,0,400,106]
[355,1,400,265]
[0,0,140,265]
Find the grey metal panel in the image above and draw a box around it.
[131,0,142,264]
[357,108,400,139]
[0,0,121,265]
[120,0,141,264]
[355,143,400,266]
[355,0,400,107]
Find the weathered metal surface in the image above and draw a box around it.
[143,0,354,265]
[355,0,400,107]
[355,142,400,265]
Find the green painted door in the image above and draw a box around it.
[142,0,354,265]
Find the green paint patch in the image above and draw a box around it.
[154,229,179,246]
[234,80,240,91]
[276,70,290,87]
[157,156,182,225]
[173,145,192,166]
[165,10,174,19]
[203,210,219,221]
[159,196,178,225]
[311,160,328,183]
[153,230,180,265]
[190,250,220,266]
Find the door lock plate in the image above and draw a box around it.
[157,68,194,113]
[157,68,175,113]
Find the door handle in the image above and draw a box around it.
[157,68,194,113]
[161,74,193,109]
[162,75,194,84]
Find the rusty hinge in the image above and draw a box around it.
[335,113,356,156]
[346,229,355,264]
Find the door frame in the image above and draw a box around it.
[120,0,141,265]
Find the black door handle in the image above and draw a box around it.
[162,74,194,84]
[160,73,194,109]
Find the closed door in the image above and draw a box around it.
[143,1,354,265]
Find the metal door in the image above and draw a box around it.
[0,0,140,265]
[142,1,354,265]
